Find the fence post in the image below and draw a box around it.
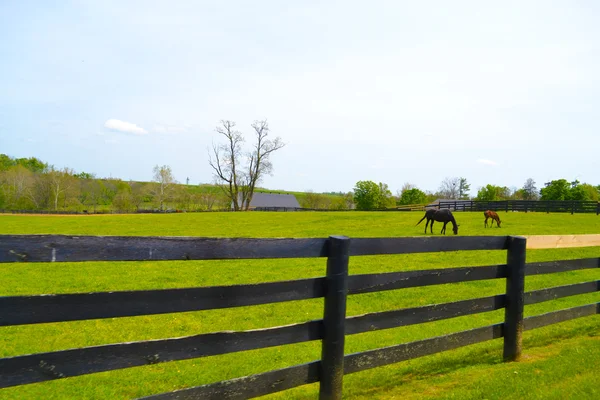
[503,236,527,362]
[320,235,350,400]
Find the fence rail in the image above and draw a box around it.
[0,235,598,399]
[437,200,600,214]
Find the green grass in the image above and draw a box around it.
[0,211,599,399]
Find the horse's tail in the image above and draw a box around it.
[416,214,427,226]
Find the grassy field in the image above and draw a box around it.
[0,211,599,399]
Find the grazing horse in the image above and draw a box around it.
[484,210,501,228]
[416,209,459,235]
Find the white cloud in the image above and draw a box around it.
[104,119,148,135]
[477,159,498,166]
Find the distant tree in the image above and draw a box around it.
[398,182,416,196]
[130,182,152,211]
[538,178,598,201]
[209,120,285,211]
[328,196,348,210]
[476,185,497,201]
[112,187,135,212]
[352,181,393,210]
[152,165,176,211]
[522,178,538,200]
[302,191,330,209]
[475,184,510,201]
[47,167,76,210]
[79,179,104,213]
[15,157,47,173]
[540,179,571,201]
[343,192,355,209]
[353,180,381,210]
[568,182,599,201]
[0,165,35,209]
[399,187,427,205]
[0,154,16,171]
[76,171,96,180]
[377,182,394,208]
[458,178,470,199]
[438,177,460,199]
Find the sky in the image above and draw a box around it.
[1,1,599,195]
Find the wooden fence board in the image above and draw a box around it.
[0,278,325,326]
[344,324,504,374]
[0,235,329,262]
[0,321,321,388]
[348,265,507,294]
[345,296,505,334]
[349,236,508,255]
[525,258,599,275]
[524,281,599,305]
[523,303,599,330]
[138,361,321,400]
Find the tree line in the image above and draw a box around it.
[3,117,600,213]
[0,155,232,212]
[351,177,600,211]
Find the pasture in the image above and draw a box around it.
[0,211,599,399]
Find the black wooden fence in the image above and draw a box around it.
[0,235,598,399]
[437,200,600,214]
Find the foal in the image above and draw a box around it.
[484,210,501,228]
[416,209,459,235]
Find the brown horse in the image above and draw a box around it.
[484,210,501,228]
[416,209,459,235]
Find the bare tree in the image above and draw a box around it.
[209,120,285,211]
[438,177,460,199]
[0,165,34,208]
[152,165,176,211]
[47,167,76,210]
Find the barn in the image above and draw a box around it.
[234,193,301,211]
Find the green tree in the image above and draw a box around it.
[302,191,331,210]
[569,182,599,201]
[15,157,47,173]
[399,188,427,205]
[476,185,497,201]
[352,181,393,210]
[353,181,381,210]
[475,184,510,201]
[0,154,16,171]
[540,179,571,200]
[458,178,470,199]
[377,183,394,208]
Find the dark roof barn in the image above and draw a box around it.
[234,193,301,210]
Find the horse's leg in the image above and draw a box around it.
[441,221,447,234]
[425,219,429,234]
[484,217,487,228]
[430,220,434,234]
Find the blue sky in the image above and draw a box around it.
[1,1,599,194]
